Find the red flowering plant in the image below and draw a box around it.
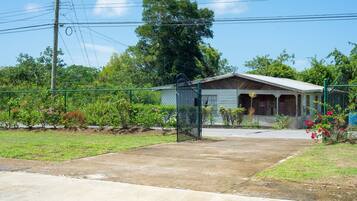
[305,105,352,144]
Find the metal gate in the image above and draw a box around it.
[176,74,202,142]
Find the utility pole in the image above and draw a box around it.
[51,0,60,92]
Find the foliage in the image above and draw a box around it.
[132,104,176,129]
[219,106,245,127]
[18,96,41,128]
[272,115,290,129]
[98,51,152,88]
[196,44,235,78]
[135,0,216,84]
[62,111,86,129]
[83,99,114,129]
[242,119,260,128]
[245,50,297,79]
[299,57,335,86]
[202,106,214,125]
[113,98,131,129]
[40,94,65,128]
[305,106,352,144]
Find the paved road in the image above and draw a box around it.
[203,128,310,139]
[0,172,290,201]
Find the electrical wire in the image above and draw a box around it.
[0,26,52,35]
[0,11,52,25]
[59,31,75,64]
[80,0,100,67]
[69,0,92,67]
[59,12,357,28]
[83,26,129,47]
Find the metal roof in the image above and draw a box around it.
[153,73,323,93]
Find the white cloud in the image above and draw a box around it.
[93,0,128,17]
[84,43,118,54]
[208,0,248,15]
[24,3,41,13]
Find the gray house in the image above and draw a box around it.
[155,73,323,128]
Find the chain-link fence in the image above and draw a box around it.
[176,74,202,142]
[0,88,176,129]
[324,81,357,128]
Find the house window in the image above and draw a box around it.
[202,95,218,115]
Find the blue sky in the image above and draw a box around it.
[1,0,357,72]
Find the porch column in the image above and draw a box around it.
[237,92,241,107]
[295,94,299,128]
[274,94,280,115]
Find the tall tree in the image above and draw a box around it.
[135,0,214,84]
[98,50,152,87]
[196,44,235,78]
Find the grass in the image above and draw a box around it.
[0,130,175,161]
[257,143,357,182]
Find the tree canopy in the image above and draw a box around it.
[135,0,221,85]
[244,50,298,79]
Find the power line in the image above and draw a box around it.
[60,12,357,27]
[0,8,53,19]
[0,5,53,16]
[69,0,92,67]
[80,0,100,67]
[0,26,52,35]
[0,24,53,33]
[83,26,129,47]
[59,31,75,64]
[65,0,266,9]
[0,12,52,25]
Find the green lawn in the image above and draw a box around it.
[0,130,175,161]
[257,143,357,182]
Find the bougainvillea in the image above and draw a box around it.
[305,108,352,144]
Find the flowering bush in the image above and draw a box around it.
[305,108,352,144]
[62,111,86,129]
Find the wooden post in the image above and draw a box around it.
[295,94,299,128]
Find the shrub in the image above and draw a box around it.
[83,100,114,129]
[132,104,176,129]
[272,115,290,129]
[242,119,260,128]
[0,111,10,129]
[202,106,214,125]
[39,94,65,128]
[219,106,245,127]
[18,97,42,129]
[113,98,131,129]
[305,107,352,144]
[62,111,86,129]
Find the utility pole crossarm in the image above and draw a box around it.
[51,0,60,92]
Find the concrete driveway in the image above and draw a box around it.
[0,137,309,197]
[203,128,309,139]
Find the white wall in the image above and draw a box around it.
[160,89,239,108]
[202,89,238,108]
[161,89,176,105]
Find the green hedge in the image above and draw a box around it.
[0,93,176,129]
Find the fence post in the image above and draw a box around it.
[197,82,202,140]
[7,92,10,118]
[128,89,133,124]
[64,91,67,113]
[323,79,328,115]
